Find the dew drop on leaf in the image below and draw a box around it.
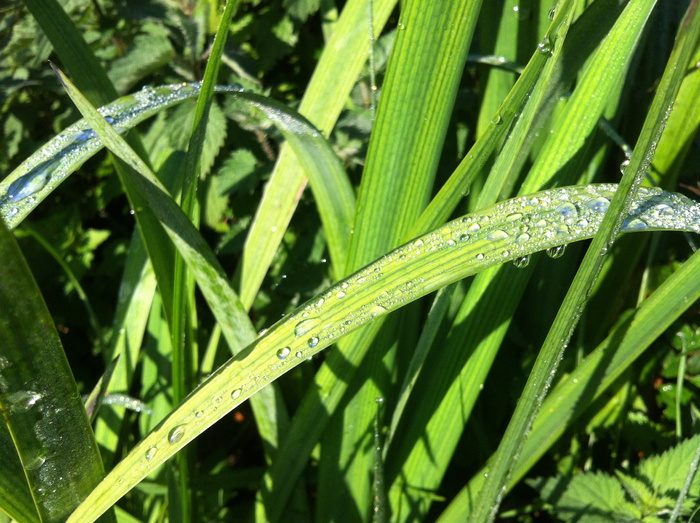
[168,425,186,445]
[370,305,388,318]
[513,256,530,269]
[545,245,567,259]
[487,230,509,241]
[294,317,320,337]
[7,161,54,202]
[276,347,291,360]
[537,36,554,55]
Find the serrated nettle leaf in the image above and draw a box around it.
[68,183,700,521]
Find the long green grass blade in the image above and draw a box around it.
[439,245,700,519]
[469,0,697,518]
[314,0,484,518]
[233,0,397,307]
[0,216,110,522]
[67,182,700,522]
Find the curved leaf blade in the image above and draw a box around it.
[67,184,700,522]
[0,217,109,522]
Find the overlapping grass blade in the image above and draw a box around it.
[440,245,700,518]
[67,181,700,521]
[314,0,484,518]
[233,0,398,307]
[385,2,576,517]
[469,0,698,518]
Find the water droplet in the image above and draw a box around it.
[586,197,610,213]
[212,395,223,404]
[491,114,503,125]
[412,239,424,248]
[194,410,203,418]
[370,305,388,318]
[145,446,158,461]
[336,290,346,299]
[4,391,42,413]
[512,5,530,18]
[294,317,320,337]
[276,347,291,360]
[459,233,470,242]
[487,230,509,241]
[308,337,319,348]
[295,350,304,358]
[537,35,554,55]
[231,389,242,400]
[513,256,530,269]
[168,425,186,445]
[316,298,325,307]
[515,232,530,243]
[467,222,481,233]
[622,217,648,231]
[546,245,567,259]
[620,158,630,173]
[475,253,485,260]
[556,202,577,218]
[548,7,556,19]
[7,161,53,202]
[506,213,522,222]
[25,453,46,471]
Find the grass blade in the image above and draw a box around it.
[469,0,698,518]
[439,245,700,518]
[0,215,110,522]
[66,183,700,522]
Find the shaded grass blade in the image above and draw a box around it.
[22,0,117,105]
[0,216,111,522]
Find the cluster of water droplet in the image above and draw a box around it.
[258,184,700,384]
[131,183,700,478]
[0,82,244,228]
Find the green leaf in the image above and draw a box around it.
[0,215,109,522]
[67,182,700,522]
[107,31,175,95]
[0,83,224,229]
[639,434,700,499]
[535,472,642,522]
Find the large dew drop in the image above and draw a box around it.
[545,245,567,259]
[6,161,54,202]
[294,317,320,337]
[168,425,186,445]
[513,256,530,269]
